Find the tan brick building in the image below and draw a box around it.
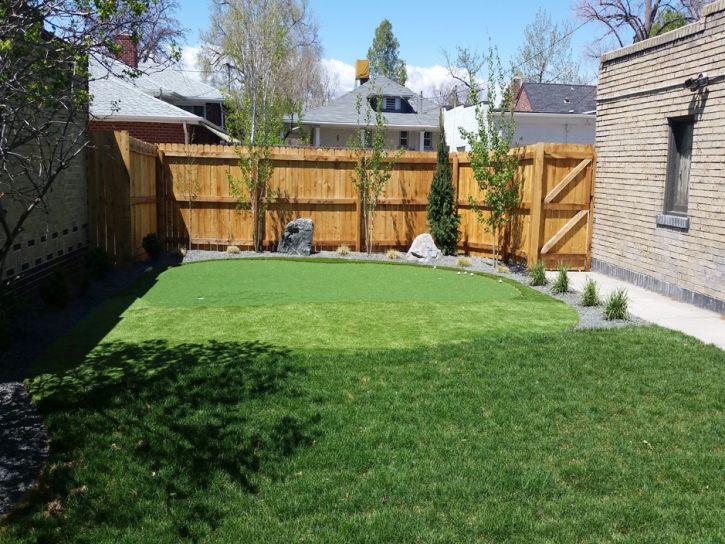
[592,1,725,314]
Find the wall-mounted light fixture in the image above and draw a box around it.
[684,73,709,92]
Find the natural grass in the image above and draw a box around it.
[550,264,570,294]
[580,276,602,307]
[226,245,241,254]
[4,327,725,542]
[385,249,400,260]
[604,287,629,320]
[335,245,350,255]
[456,256,471,267]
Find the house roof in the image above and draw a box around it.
[517,83,597,114]
[132,61,225,102]
[300,75,440,129]
[89,71,201,121]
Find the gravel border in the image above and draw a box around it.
[0,248,645,519]
[182,249,648,331]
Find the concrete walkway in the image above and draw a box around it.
[563,271,725,351]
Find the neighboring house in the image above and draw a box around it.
[443,81,596,151]
[288,66,440,151]
[592,0,725,313]
[89,34,228,144]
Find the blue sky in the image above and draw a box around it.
[176,0,601,94]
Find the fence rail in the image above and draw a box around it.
[88,132,596,270]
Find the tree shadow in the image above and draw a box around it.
[6,339,319,541]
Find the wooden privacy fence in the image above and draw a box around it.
[87,131,158,266]
[87,132,596,270]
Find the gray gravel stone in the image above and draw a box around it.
[0,383,48,517]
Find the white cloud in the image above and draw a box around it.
[179,45,202,81]
[405,64,453,97]
[322,58,356,95]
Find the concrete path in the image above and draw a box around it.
[563,271,725,351]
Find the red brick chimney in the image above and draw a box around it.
[115,33,138,68]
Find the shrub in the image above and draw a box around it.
[336,245,350,256]
[84,247,112,280]
[142,233,163,261]
[386,249,400,260]
[528,260,547,286]
[604,287,629,320]
[580,276,601,307]
[551,264,570,294]
[226,245,241,254]
[39,269,71,309]
[426,130,460,255]
[456,257,471,267]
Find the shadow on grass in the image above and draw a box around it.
[5,339,319,541]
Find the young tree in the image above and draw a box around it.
[174,150,200,250]
[514,8,585,84]
[367,20,407,85]
[426,125,460,255]
[0,0,171,276]
[348,89,403,255]
[458,46,520,269]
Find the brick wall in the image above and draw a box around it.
[89,121,186,144]
[2,136,89,293]
[593,1,725,311]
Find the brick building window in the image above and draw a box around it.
[664,118,694,216]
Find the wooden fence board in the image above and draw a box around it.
[91,134,596,269]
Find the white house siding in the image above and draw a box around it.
[443,106,595,150]
[592,1,725,312]
[314,128,437,151]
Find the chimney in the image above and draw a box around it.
[355,59,370,87]
[115,32,138,68]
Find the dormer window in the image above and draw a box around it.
[385,97,397,111]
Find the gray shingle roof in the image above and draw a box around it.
[300,76,440,128]
[520,83,596,114]
[89,70,199,120]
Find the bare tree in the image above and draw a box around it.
[136,0,187,64]
[514,8,586,84]
[0,0,166,276]
[575,0,714,52]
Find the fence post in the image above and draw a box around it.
[528,142,545,268]
[585,148,597,271]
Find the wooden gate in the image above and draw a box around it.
[527,143,596,271]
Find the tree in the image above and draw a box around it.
[0,0,168,276]
[199,0,334,131]
[457,46,520,269]
[514,8,585,84]
[426,124,460,255]
[173,149,200,250]
[367,20,407,85]
[348,89,403,255]
[575,0,714,51]
[650,6,688,36]
[136,0,187,64]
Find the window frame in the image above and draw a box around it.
[423,131,432,149]
[664,116,695,217]
[400,130,408,148]
[385,97,396,111]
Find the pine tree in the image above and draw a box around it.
[426,128,460,255]
[367,20,407,85]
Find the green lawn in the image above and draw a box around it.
[2,260,725,542]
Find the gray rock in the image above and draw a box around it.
[407,233,440,263]
[277,218,314,256]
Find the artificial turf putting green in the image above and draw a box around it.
[28,259,577,367]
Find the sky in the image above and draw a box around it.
[175,0,601,96]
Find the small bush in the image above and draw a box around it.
[551,264,570,294]
[226,245,241,254]
[84,247,111,280]
[336,245,350,256]
[580,276,601,307]
[497,264,510,274]
[456,257,471,267]
[386,249,400,260]
[604,287,629,320]
[142,233,163,261]
[39,269,71,309]
[528,260,547,286]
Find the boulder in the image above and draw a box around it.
[277,218,314,256]
[407,233,440,262]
